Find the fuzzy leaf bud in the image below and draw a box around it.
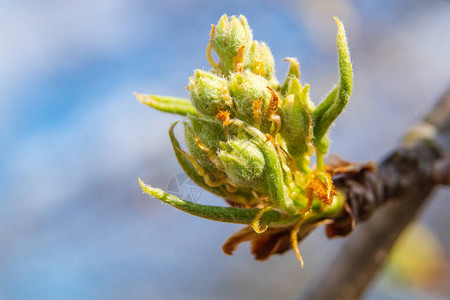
[184,121,218,172]
[280,77,314,172]
[188,113,225,151]
[228,71,271,128]
[211,14,253,75]
[189,69,232,116]
[244,41,275,81]
[218,139,265,186]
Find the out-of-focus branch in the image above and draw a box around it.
[302,87,450,300]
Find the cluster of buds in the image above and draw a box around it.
[136,14,353,267]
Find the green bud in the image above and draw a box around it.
[218,139,265,186]
[211,14,253,75]
[187,113,225,151]
[228,71,271,128]
[138,15,354,255]
[189,69,232,116]
[280,77,314,172]
[286,76,315,112]
[244,41,275,81]
[231,121,297,215]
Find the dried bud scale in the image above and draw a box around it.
[136,14,353,266]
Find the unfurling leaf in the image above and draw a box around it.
[313,17,353,157]
[135,93,197,116]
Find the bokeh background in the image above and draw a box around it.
[1,0,449,299]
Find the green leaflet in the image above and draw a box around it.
[313,86,338,122]
[135,93,198,116]
[139,178,345,227]
[139,178,281,225]
[313,17,353,155]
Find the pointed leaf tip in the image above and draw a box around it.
[334,17,352,93]
[312,17,353,156]
[333,17,346,38]
[138,178,164,199]
[135,93,197,116]
[333,16,341,25]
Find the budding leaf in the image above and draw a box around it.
[313,17,353,155]
[189,70,232,116]
[135,93,197,116]
[139,178,282,225]
[218,139,265,186]
[211,14,253,75]
[244,41,275,80]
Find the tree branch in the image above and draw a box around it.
[302,87,450,300]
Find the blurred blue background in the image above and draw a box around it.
[1,0,449,299]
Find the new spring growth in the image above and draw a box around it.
[136,15,353,267]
